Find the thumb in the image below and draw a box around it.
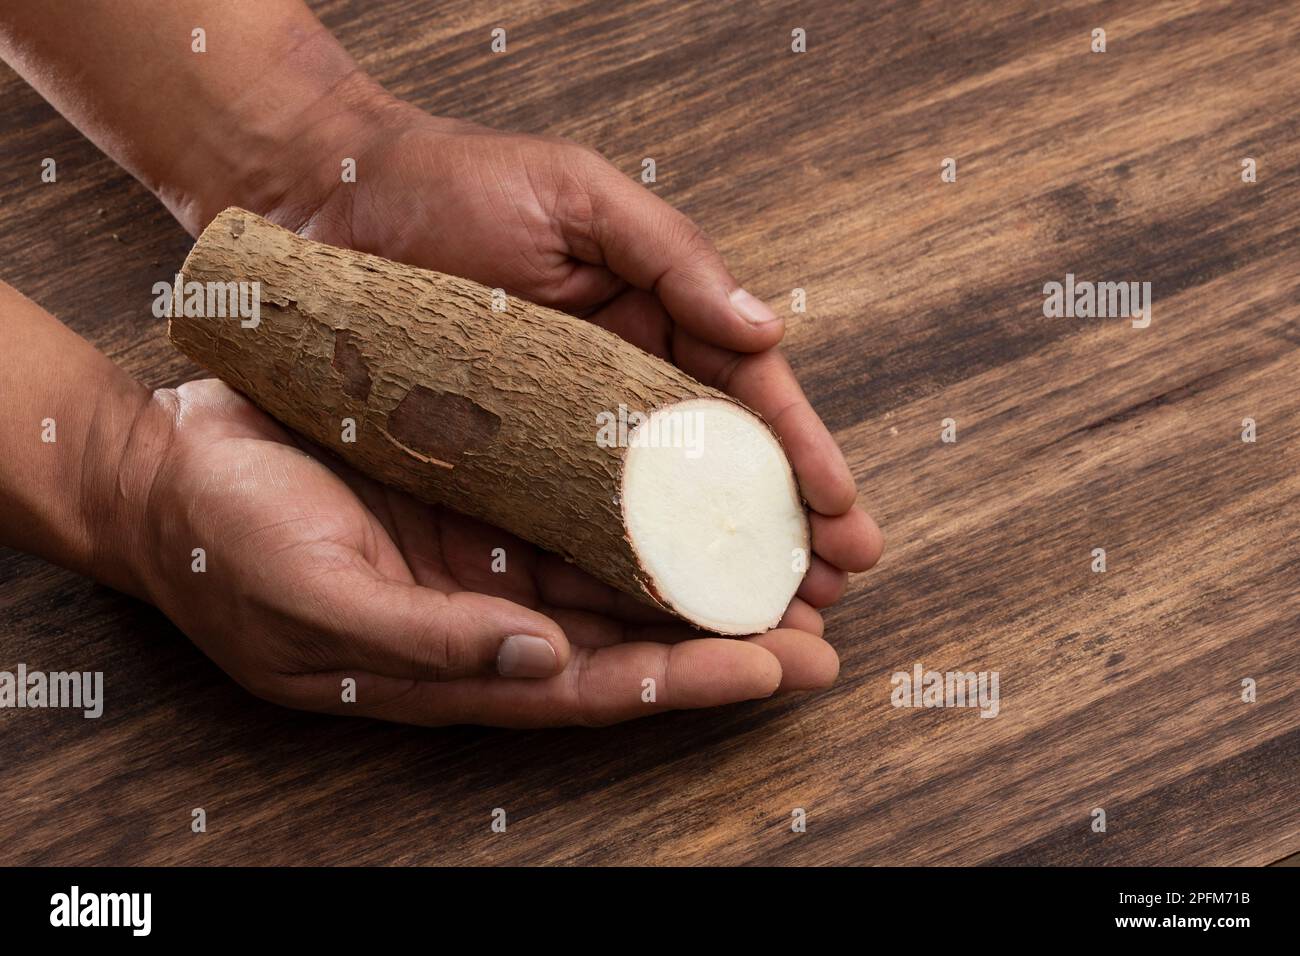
[574,160,784,352]
[329,577,570,682]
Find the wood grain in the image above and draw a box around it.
[1,0,1296,865]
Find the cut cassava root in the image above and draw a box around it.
[622,400,809,633]
[169,207,808,634]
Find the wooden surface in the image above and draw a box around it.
[1,0,1297,865]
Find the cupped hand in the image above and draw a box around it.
[129,380,839,727]
[165,96,884,727]
[279,99,885,616]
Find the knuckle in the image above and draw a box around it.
[667,213,712,258]
[236,666,292,707]
[568,140,609,166]
[412,613,464,681]
[562,652,612,728]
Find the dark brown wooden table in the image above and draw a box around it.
[2,0,1296,865]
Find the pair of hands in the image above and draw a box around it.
[123,96,884,727]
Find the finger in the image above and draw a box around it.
[673,333,858,515]
[433,507,543,603]
[296,636,786,728]
[535,261,627,313]
[540,606,777,651]
[297,565,570,681]
[591,602,825,643]
[535,553,680,626]
[371,488,458,588]
[571,163,784,351]
[540,605,670,649]
[810,507,885,573]
[435,511,680,631]
[583,288,674,359]
[797,556,849,608]
[595,600,822,644]
[779,597,825,636]
[747,630,840,691]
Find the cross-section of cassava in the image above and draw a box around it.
[169,207,809,634]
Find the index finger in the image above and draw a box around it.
[673,330,858,516]
[561,157,785,353]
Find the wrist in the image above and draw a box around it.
[155,27,400,237]
[82,388,178,604]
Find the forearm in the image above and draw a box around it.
[0,283,163,598]
[0,0,384,235]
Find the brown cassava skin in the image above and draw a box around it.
[169,206,752,614]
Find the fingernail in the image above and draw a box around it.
[729,287,778,326]
[497,635,558,678]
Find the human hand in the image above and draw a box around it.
[263,96,885,625]
[118,379,841,727]
[172,92,887,726]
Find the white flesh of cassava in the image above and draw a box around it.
[621,399,808,634]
